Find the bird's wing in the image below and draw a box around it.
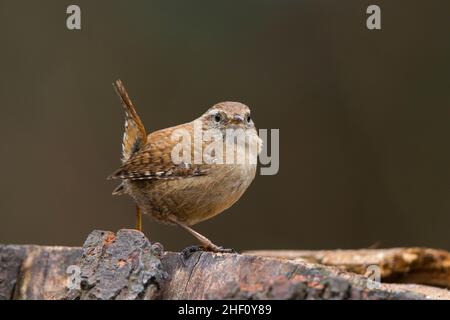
[108,124,209,181]
[113,79,147,163]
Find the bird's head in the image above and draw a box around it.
[201,101,254,131]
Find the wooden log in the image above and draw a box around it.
[244,248,450,289]
[1,229,450,300]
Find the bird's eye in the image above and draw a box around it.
[246,114,251,123]
[214,113,222,123]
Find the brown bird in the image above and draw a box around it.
[108,79,261,253]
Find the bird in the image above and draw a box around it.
[108,79,262,253]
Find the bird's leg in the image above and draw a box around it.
[169,217,235,258]
[136,205,142,232]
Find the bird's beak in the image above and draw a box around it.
[231,114,244,124]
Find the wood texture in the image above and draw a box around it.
[1,230,450,300]
[245,248,450,289]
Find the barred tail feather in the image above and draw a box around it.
[112,79,147,163]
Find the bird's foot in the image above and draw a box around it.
[179,245,204,266]
[206,244,236,254]
[181,245,204,258]
[179,244,237,266]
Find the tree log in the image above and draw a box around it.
[245,248,450,289]
[1,229,450,300]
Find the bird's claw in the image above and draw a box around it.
[179,245,204,266]
[211,246,236,254]
[178,244,237,266]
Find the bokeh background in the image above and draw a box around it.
[0,1,449,251]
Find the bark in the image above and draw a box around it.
[244,248,450,289]
[1,229,449,300]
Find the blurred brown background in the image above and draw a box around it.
[0,1,449,251]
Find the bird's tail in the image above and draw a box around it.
[110,79,147,195]
[112,79,147,163]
